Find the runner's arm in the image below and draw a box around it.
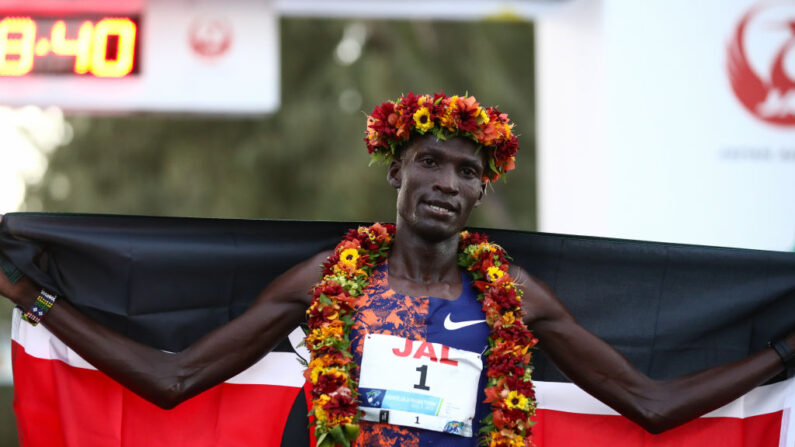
[0,233,329,409]
[511,265,793,434]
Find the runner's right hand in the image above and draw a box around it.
[0,215,38,307]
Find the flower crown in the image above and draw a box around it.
[364,92,519,182]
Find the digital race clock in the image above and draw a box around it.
[0,1,279,114]
[0,15,139,78]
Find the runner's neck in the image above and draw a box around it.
[387,234,462,300]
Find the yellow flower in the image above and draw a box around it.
[440,95,459,130]
[503,122,513,138]
[306,301,318,315]
[327,367,348,381]
[489,431,524,447]
[505,390,529,411]
[329,414,354,426]
[307,356,333,371]
[413,107,434,132]
[322,324,343,338]
[359,227,376,242]
[311,366,348,385]
[502,311,515,325]
[310,366,323,384]
[339,248,359,269]
[306,323,344,346]
[487,266,504,282]
[314,394,331,421]
[476,107,490,124]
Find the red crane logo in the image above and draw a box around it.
[727,2,795,127]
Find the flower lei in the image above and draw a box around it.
[304,223,538,447]
[365,92,520,182]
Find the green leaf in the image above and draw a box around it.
[343,423,360,440]
[329,425,350,447]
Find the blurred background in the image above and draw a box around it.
[0,0,793,444]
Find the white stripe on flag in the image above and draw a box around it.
[533,375,794,420]
[782,386,794,447]
[12,309,307,388]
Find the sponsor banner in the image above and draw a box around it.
[12,313,794,446]
[537,0,795,251]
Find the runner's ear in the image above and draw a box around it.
[387,160,402,189]
[474,181,486,207]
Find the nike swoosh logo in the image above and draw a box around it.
[443,313,486,331]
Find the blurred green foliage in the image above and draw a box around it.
[26,18,536,229]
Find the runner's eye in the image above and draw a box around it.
[420,157,437,167]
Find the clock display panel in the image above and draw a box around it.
[0,15,140,78]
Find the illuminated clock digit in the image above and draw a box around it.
[0,17,37,76]
[90,18,136,78]
[51,20,94,75]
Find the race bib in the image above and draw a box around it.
[358,333,483,437]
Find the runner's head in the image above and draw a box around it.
[386,134,487,241]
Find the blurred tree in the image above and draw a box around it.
[27,19,536,229]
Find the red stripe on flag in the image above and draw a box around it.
[12,341,300,447]
[532,408,782,447]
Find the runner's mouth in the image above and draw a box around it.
[422,201,457,217]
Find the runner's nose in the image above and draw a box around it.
[433,166,458,195]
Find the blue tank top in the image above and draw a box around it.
[350,263,490,447]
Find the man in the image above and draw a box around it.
[0,93,793,447]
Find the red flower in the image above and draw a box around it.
[495,136,519,169]
[369,222,394,243]
[460,231,490,247]
[484,284,519,311]
[487,353,524,378]
[312,281,346,300]
[324,392,359,418]
[484,386,501,404]
[396,91,423,116]
[493,322,533,345]
[492,409,510,429]
[368,101,397,139]
[454,96,482,133]
[474,121,500,146]
[314,372,348,395]
[321,253,341,276]
[504,375,535,397]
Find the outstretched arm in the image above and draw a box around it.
[0,220,328,409]
[512,266,792,434]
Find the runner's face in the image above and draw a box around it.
[389,135,487,241]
